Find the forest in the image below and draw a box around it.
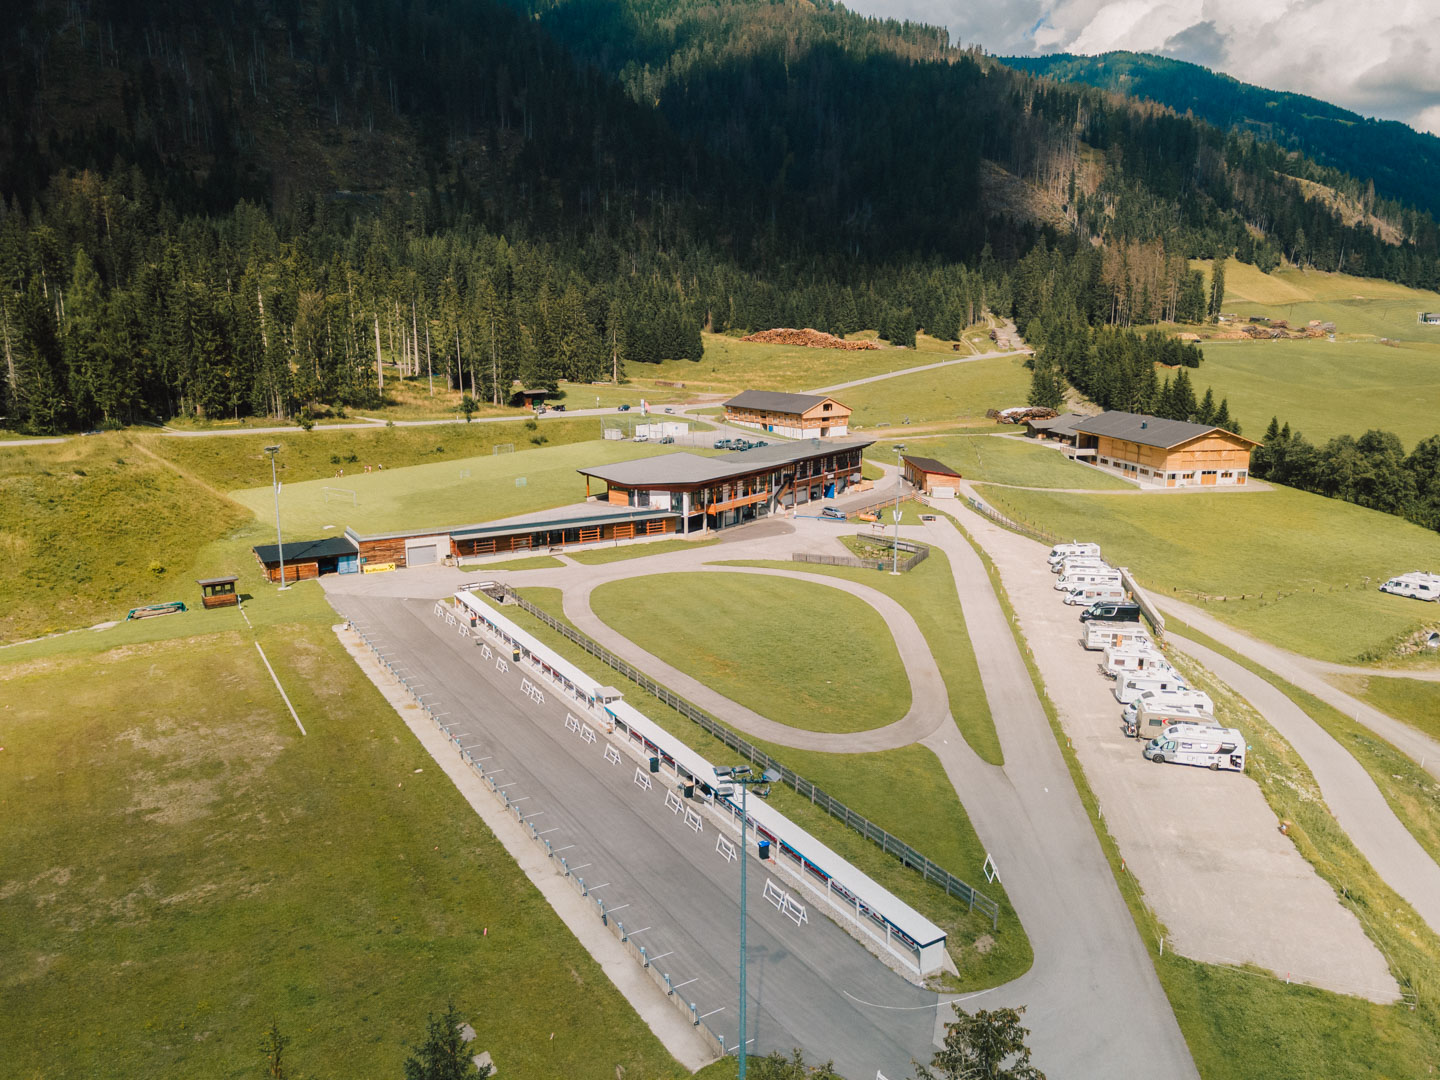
[3,0,1440,433]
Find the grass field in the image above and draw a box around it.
[1191,339,1440,447]
[228,439,708,537]
[590,573,911,733]
[842,355,1032,429]
[0,435,252,644]
[899,434,1135,490]
[978,484,1440,662]
[1331,675,1440,743]
[966,524,1440,1080]
[566,538,720,564]
[719,548,1001,764]
[487,589,1031,989]
[0,603,683,1079]
[142,417,613,491]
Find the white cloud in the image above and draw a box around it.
[844,0,1440,133]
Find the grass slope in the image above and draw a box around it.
[0,435,251,644]
[590,572,911,733]
[1334,676,1440,743]
[0,615,681,1080]
[900,433,1134,490]
[489,589,1031,988]
[842,355,1032,429]
[227,439,710,537]
[978,484,1440,662]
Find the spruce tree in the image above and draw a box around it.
[1208,256,1227,319]
[1196,387,1216,425]
[1264,416,1281,443]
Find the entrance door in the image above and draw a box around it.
[1201,470,1218,486]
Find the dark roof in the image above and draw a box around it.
[1027,411,1088,437]
[252,536,358,564]
[452,507,675,541]
[903,455,961,478]
[1072,411,1257,449]
[195,575,239,586]
[577,439,872,487]
[724,390,843,415]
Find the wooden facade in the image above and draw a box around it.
[723,391,852,438]
[1090,431,1254,486]
[451,516,674,558]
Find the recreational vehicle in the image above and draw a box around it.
[1129,700,1216,739]
[1055,569,1121,591]
[1378,572,1440,602]
[1113,671,1191,704]
[1142,727,1246,771]
[1048,542,1101,567]
[1101,644,1170,678]
[1121,688,1215,727]
[1063,583,1127,606]
[1052,555,1111,575]
[1083,621,1152,651]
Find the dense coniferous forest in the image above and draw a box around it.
[3,0,1440,433]
[1002,51,1440,222]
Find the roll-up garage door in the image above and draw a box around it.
[405,537,445,566]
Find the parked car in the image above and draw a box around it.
[660,435,675,444]
[617,403,631,412]
[714,438,731,449]
[663,406,675,414]
[633,433,648,442]
[820,506,847,520]
[552,403,567,412]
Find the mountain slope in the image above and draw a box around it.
[1000,51,1440,220]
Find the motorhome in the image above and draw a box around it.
[1080,599,1141,623]
[1121,688,1215,727]
[1101,644,1171,678]
[1063,583,1127,606]
[1083,621,1152,651]
[1129,700,1216,739]
[1378,572,1440,602]
[1052,555,1111,575]
[1142,727,1246,771]
[1048,542,1101,567]
[1113,670,1191,703]
[1055,569,1121,591]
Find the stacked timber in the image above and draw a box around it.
[738,328,879,350]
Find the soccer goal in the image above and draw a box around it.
[323,487,357,505]
[493,443,515,455]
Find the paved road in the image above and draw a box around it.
[1152,597,1440,783]
[1169,634,1440,939]
[333,591,939,1079]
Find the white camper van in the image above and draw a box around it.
[1054,569,1121,591]
[1143,727,1246,771]
[1048,542,1101,567]
[1083,621,1152,651]
[1113,670,1191,703]
[1121,688,1214,727]
[1064,583,1127,606]
[1052,555,1110,575]
[1129,700,1216,739]
[1101,644,1170,678]
[1378,572,1440,602]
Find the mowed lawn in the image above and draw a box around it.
[1211,259,1440,339]
[0,623,680,1080]
[979,484,1440,663]
[228,439,711,536]
[843,354,1032,428]
[898,434,1134,490]
[1333,675,1440,742]
[1194,339,1440,447]
[590,573,912,733]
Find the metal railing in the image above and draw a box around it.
[966,495,1063,546]
[792,535,930,573]
[495,585,1000,929]
[847,492,920,520]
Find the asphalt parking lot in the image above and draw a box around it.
[333,593,942,1078]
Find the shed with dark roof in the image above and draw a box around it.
[252,535,359,583]
[901,454,962,496]
[1071,411,1258,487]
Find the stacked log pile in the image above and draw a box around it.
[739,328,879,350]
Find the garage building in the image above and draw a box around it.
[901,454,962,497]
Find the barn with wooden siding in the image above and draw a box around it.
[1072,412,1259,487]
[901,455,962,497]
[723,390,852,438]
[253,536,360,582]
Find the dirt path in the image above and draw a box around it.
[803,347,1028,395]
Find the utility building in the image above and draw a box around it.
[724,390,852,438]
[1072,412,1258,487]
[901,455,962,498]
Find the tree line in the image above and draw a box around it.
[1252,420,1440,533]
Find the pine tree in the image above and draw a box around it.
[1264,416,1281,443]
[1208,256,1227,319]
[1195,387,1216,425]
[402,1001,489,1080]
[1027,351,1066,411]
[1213,398,1237,434]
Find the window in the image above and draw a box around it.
[822,402,832,412]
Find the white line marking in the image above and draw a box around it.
[255,641,306,736]
[840,988,996,1011]
[538,828,560,836]
[671,977,699,990]
[698,1007,725,1019]
[646,950,672,961]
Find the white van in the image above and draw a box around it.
[1063,583,1127,606]
[1101,644,1170,678]
[1083,621,1152,651]
[1048,542,1101,567]
[1129,700,1216,739]
[1121,687,1214,727]
[1378,572,1440,602]
[1143,727,1246,771]
[1113,670,1191,703]
[1055,569,1121,591]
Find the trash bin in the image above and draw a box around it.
[757,839,771,861]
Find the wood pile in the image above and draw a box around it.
[988,406,1058,424]
[739,328,878,350]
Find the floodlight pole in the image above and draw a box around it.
[892,444,906,575]
[717,765,777,1079]
[265,445,288,590]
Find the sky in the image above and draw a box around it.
[846,0,1440,134]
